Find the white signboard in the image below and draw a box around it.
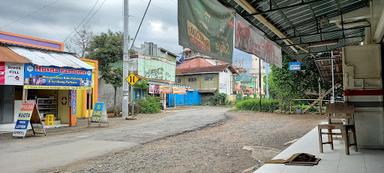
[5,63,24,85]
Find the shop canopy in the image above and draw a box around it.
[0,46,30,63]
[9,46,93,69]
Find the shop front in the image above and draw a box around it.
[10,46,94,127]
[0,46,28,125]
[22,64,92,126]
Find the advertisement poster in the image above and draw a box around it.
[160,86,172,94]
[149,84,160,94]
[178,0,234,62]
[91,102,108,123]
[0,62,24,85]
[235,14,282,68]
[13,101,35,137]
[5,63,24,85]
[24,64,92,88]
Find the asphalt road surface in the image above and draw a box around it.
[0,107,229,173]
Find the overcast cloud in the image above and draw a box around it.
[0,0,181,53]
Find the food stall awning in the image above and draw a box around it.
[0,46,30,63]
[9,46,93,69]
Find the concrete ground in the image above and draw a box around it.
[0,106,229,173]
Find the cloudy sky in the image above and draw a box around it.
[0,0,181,53]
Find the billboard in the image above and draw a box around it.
[24,64,92,88]
[0,62,24,85]
[235,14,282,67]
[178,0,234,62]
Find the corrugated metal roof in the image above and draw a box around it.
[9,46,93,69]
[0,46,29,63]
[219,0,369,56]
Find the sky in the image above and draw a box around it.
[0,0,181,53]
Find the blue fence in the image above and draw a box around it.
[167,90,201,107]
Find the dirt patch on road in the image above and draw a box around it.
[45,111,323,173]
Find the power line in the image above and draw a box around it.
[63,0,100,42]
[64,0,107,42]
[0,0,60,29]
[130,0,152,49]
[81,0,107,28]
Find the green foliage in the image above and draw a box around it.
[210,93,229,105]
[104,67,123,90]
[235,98,279,112]
[87,30,123,79]
[292,104,318,113]
[134,79,149,90]
[137,96,161,114]
[269,55,323,111]
[87,31,123,112]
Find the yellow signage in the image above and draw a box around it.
[126,73,139,86]
[24,85,92,90]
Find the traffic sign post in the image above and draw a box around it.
[125,73,139,118]
[126,73,139,86]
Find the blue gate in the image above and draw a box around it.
[167,90,201,107]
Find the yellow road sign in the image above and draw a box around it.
[126,73,139,86]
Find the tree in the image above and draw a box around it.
[65,28,93,57]
[104,67,123,115]
[88,31,123,114]
[269,54,324,111]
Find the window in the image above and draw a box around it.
[177,78,181,83]
[205,75,214,81]
[188,77,197,82]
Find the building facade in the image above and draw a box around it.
[176,56,238,104]
[0,31,98,130]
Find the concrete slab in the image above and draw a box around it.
[254,128,384,173]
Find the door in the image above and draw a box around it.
[58,90,70,124]
[0,85,15,124]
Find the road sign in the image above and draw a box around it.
[126,73,139,86]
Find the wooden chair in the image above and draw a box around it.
[318,103,358,155]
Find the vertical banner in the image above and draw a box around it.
[235,14,282,68]
[178,0,234,62]
[0,62,4,84]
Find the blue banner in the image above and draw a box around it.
[24,64,92,87]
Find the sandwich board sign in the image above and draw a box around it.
[90,102,108,126]
[13,100,46,138]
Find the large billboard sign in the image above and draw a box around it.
[178,0,234,63]
[24,64,92,89]
[235,15,282,67]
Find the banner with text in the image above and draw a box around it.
[0,62,24,85]
[178,0,234,62]
[235,14,282,67]
[24,64,92,88]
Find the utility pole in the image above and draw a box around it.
[122,0,130,119]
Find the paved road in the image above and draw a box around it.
[0,107,229,173]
